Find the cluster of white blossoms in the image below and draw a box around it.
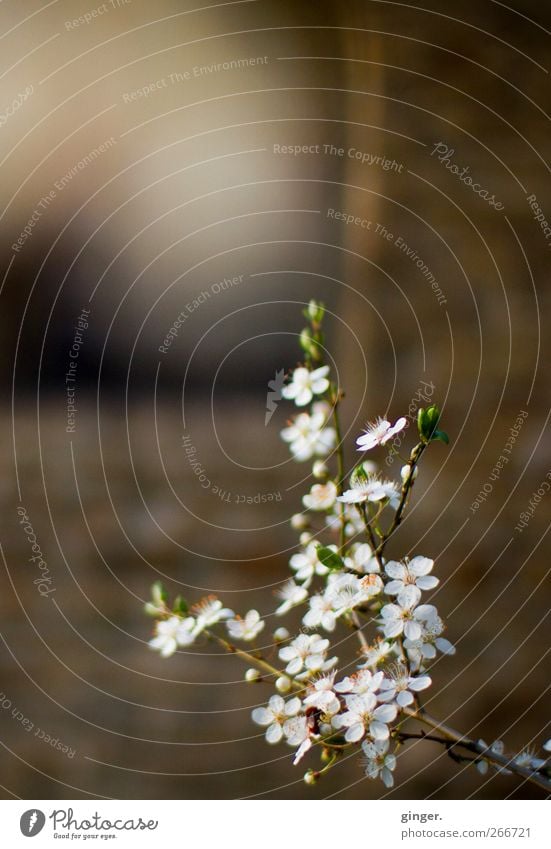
[145,301,551,793]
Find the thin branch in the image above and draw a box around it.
[376,442,425,558]
[402,706,551,793]
[208,631,303,692]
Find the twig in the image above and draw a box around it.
[402,706,551,793]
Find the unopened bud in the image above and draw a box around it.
[275,675,292,694]
[303,769,319,785]
[306,300,325,324]
[291,513,309,530]
[245,668,261,683]
[312,460,329,479]
[400,464,418,482]
[273,627,290,643]
[300,532,312,546]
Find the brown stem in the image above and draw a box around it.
[376,442,425,558]
[208,632,303,692]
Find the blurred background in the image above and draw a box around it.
[0,0,549,799]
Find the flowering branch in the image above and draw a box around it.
[143,300,551,794]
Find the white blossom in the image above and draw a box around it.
[226,609,265,642]
[279,633,336,678]
[327,572,383,616]
[252,694,301,744]
[384,556,439,607]
[332,693,397,742]
[344,542,381,575]
[283,715,313,764]
[514,748,546,771]
[334,668,385,697]
[290,542,331,582]
[282,365,330,406]
[362,738,397,787]
[303,593,338,632]
[337,476,400,509]
[303,672,340,715]
[358,638,396,670]
[543,739,551,753]
[403,605,455,670]
[191,597,234,636]
[325,503,366,538]
[379,599,429,641]
[356,416,407,451]
[275,579,308,615]
[281,405,336,461]
[302,481,338,511]
[378,666,432,707]
[476,739,512,775]
[149,615,196,658]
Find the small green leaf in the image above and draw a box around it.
[431,429,449,445]
[417,404,442,442]
[316,545,345,571]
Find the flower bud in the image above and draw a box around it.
[400,464,418,482]
[151,581,165,606]
[303,769,319,785]
[291,513,309,530]
[306,300,325,324]
[300,532,313,546]
[312,460,329,479]
[273,627,290,643]
[275,675,292,693]
[300,327,316,356]
[245,668,261,683]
